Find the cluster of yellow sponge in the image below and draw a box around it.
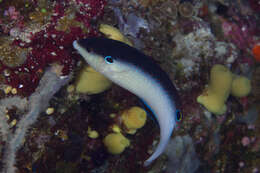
[197,64,251,115]
[103,106,147,155]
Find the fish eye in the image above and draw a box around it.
[176,109,182,122]
[104,56,114,64]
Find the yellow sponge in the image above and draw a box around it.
[99,24,133,46]
[87,127,99,139]
[121,106,147,134]
[231,75,251,97]
[197,64,233,115]
[75,66,112,94]
[103,133,130,154]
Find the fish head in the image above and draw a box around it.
[73,37,132,76]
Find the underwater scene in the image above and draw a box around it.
[0,0,259,172]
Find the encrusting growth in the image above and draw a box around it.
[1,66,71,173]
[197,64,251,115]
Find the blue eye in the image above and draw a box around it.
[176,109,182,122]
[104,56,114,64]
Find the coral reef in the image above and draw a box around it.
[0,0,259,172]
[1,66,71,173]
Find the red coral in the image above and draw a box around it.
[74,0,106,34]
[75,0,106,18]
[6,26,85,95]
[2,0,107,96]
[221,17,258,50]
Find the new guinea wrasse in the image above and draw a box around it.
[73,37,182,166]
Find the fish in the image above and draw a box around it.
[73,37,182,166]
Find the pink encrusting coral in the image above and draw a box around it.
[221,17,258,51]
